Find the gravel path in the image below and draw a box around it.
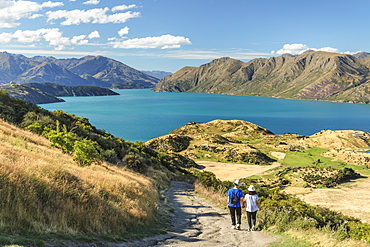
[120,181,276,247]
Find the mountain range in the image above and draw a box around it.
[153,51,370,104]
[142,70,172,79]
[0,82,119,104]
[0,52,159,88]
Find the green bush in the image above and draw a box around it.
[73,139,102,166]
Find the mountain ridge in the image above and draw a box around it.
[0,82,119,104]
[153,51,370,103]
[0,52,159,88]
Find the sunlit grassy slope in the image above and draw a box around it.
[0,118,160,235]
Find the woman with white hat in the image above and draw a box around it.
[227,179,244,230]
[243,185,261,231]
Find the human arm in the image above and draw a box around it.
[256,200,261,211]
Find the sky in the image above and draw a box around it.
[0,0,370,72]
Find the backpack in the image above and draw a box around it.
[231,190,239,204]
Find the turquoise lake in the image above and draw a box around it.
[41,89,370,142]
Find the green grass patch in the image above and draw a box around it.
[283,147,346,169]
[269,233,312,247]
[247,175,263,180]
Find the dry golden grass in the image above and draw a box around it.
[0,119,159,235]
[194,180,227,208]
[298,177,370,224]
[284,228,370,247]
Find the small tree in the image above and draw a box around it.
[73,139,102,166]
[43,120,78,153]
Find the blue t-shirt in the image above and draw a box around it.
[227,188,244,207]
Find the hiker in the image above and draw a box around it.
[243,185,261,231]
[227,179,244,230]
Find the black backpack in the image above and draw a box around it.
[231,190,239,204]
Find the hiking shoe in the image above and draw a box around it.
[231,225,236,229]
[236,224,241,230]
[247,228,251,231]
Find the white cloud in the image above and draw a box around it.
[112,4,137,12]
[46,7,140,25]
[41,1,64,8]
[0,0,63,28]
[29,14,43,19]
[0,28,99,50]
[83,0,100,5]
[317,47,340,53]
[272,43,340,55]
[71,35,88,44]
[88,30,100,39]
[118,27,129,37]
[272,43,309,55]
[0,32,13,43]
[13,29,46,43]
[109,34,192,49]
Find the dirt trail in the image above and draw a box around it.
[120,181,276,247]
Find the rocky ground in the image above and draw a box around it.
[118,181,276,247]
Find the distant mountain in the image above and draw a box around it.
[0,82,119,104]
[0,52,159,88]
[142,70,172,79]
[153,51,370,104]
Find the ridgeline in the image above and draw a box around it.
[154,51,370,104]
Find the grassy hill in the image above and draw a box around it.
[0,90,198,245]
[0,118,160,233]
[146,119,370,210]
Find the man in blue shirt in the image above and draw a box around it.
[227,179,244,230]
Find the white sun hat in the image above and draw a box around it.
[248,185,256,191]
[234,179,242,186]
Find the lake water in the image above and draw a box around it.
[40,89,370,142]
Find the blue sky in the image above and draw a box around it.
[0,0,369,72]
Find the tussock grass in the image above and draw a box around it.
[0,118,159,235]
[283,228,370,247]
[193,180,227,209]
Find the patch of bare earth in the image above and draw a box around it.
[196,160,281,181]
[297,177,370,223]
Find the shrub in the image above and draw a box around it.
[73,139,102,166]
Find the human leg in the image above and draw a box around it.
[235,207,242,229]
[250,211,257,230]
[228,206,236,227]
[246,211,253,230]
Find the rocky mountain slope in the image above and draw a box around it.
[153,51,370,103]
[0,52,159,88]
[142,70,172,79]
[0,82,119,104]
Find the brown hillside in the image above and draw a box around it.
[154,51,370,103]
